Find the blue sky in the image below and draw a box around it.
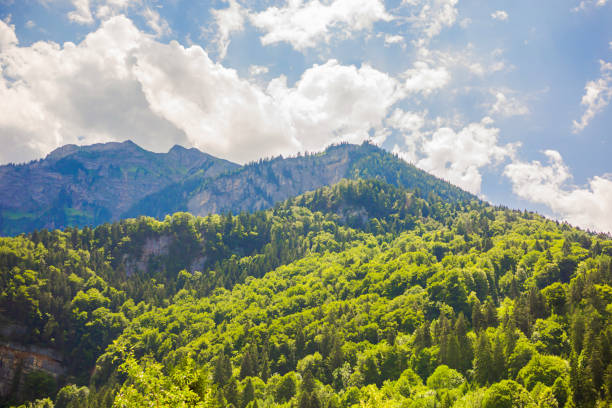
[0,0,611,232]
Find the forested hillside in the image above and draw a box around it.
[1,179,611,407]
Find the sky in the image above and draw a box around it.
[0,0,611,233]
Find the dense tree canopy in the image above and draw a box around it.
[1,179,611,407]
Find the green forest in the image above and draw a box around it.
[1,179,611,407]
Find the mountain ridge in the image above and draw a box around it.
[0,141,477,235]
[0,141,238,235]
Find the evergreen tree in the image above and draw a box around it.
[241,379,255,408]
[224,377,239,408]
[474,331,493,385]
[454,313,473,373]
[214,353,232,385]
[471,299,484,332]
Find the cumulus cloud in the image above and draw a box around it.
[390,114,517,195]
[402,61,450,95]
[504,150,612,233]
[489,91,529,117]
[572,60,612,133]
[267,60,401,152]
[0,16,403,164]
[491,10,508,21]
[0,16,186,164]
[211,0,245,59]
[0,19,17,50]
[132,40,300,160]
[249,0,392,51]
[416,118,516,194]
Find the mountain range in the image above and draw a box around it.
[1,140,610,408]
[0,141,475,236]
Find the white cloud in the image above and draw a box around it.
[95,0,132,19]
[402,61,450,95]
[384,34,404,47]
[267,59,402,152]
[141,6,170,38]
[65,0,167,36]
[0,16,403,165]
[387,109,426,134]
[211,0,245,59]
[248,65,269,76]
[0,16,189,164]
[133,40,300,161]
[414,44,508,80]
[387,109,426,162]
[68,0,94,24]
[489,91,529,117]
[573,0,609,12]
[250,0,392,51]
[504,150,612,233]
[0,19,17,50]
[404,0,458,46]
[25,20,36,29]
[459,17,471,28]
[416,117,516,194]
[572,60,612,133]
[491,10,508,21]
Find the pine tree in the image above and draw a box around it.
[483,298,498,328]
[240,348,257,379]
[473,331,493,386]
[455,313,473,373]
[260,349,270,382]
[241,379,255,408]
[472,306,484,334]
[224,377,239,408]
[491,336,506,383]
[214,353,232,385]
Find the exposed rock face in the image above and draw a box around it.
[0,141,238,235]
[0,342,65,398]
[0,141,475,236]
[123,235,171,276]
[187,144,355,216]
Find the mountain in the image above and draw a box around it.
[0,141,237,235]
[1,178,611,407]
[0,141,475,235]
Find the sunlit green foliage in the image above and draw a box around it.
[1,178,611,407]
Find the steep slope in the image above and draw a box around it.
[1,179,610,407]
[0,141,238,235]
[128,142,476,219]
[0,141,475,235]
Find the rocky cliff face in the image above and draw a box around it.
[0,141,238,235]
[187,144,358,216]
[0,342,65,398]
[0,141,475,236]
[184,142,477,217]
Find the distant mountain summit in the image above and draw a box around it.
[0,141,237,235]
[0,141,476,235]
